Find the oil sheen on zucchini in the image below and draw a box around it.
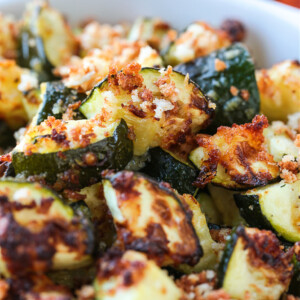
[0,180,94,277]
[12,119,133,189]
[217,226,293,300]
[234,175,300,242]
[102,171,202,267]
[141,147,198,195]
[94,250,182,300]
[175,43,260,131]
[80,64,214,156]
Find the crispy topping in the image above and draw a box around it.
[214,58,227,72]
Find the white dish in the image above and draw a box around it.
[0,0,299,67]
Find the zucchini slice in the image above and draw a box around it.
[80,64,214,156]
[218,226,293,300]
[190,115,279,189]
[94,250,182,300]
[18,1,77,82]
[234,175,300,242]
[141,147,198,195]
[128,17,175,51]
[256,60,300,122]
[4,274,72,299]
[177,194,219,273]
[163,21,230,66]
[12,119,133,189]
[36,81,86,125]
[102,171,202,266]
[175,43,260,130]
[0,180,94,277]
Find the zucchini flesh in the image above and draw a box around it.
[94,250,182,300]
[12,119,133,189]
[218,226,293,299]
[190,115,279,189]
[234,176,300,242]
[102,171,202,266]
[175,43,260,131]
[80,65,214,156]
[0,180,93,277]
[36,81,86,125]
[141,147,198,195]
[128,17,175,51]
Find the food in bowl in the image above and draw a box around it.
[0,0,299,299]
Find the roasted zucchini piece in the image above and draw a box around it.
[18,0,77,82]
[94,250,182,300]
[102,171,202,266]
[128,17,176,51]
[178,194,219,273]
[0,60,28,130]
[234,175,300,242]
[12,119,133,189]
[196,192,221,224]
[80,63,214,156]
[175,43,260,130]
[208,184,245,227]
[264,122,299,162]
[163,21,230,66]
[218,226,294,300]
[256,60,300,122]
[190,115,279,189]
[36,81,86,125]
[5,274,72,300]
[22,88,42,121]
[0,180,94,277]
[141,147,198,195]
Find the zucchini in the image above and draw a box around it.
[175,43,260,131]
[0,13,18,59]
[190,115,279,189]
[22,88,42,121]
[288,242,300,296]
[102,171,202,266]
[163,21,230,66]
[80,64,214,156]
[94,250,182,300]
[177,194,219,273]
[6,274,72,299]
[128,17,175,51]
[234,175,300,242]
[18,1,76,82]
[0,180,94,277]
[12,119,133,189]
[256,60,300,122]
[36,81,86,125]
[141,147,198,195]
[208,184,245,227]
[0,60,28,130]
[218,226,294,300]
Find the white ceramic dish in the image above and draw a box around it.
[0,0,299,67]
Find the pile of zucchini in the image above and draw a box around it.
[0,1,299,299]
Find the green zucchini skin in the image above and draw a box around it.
[17,29,58,83]
[217,226,239,287]
[12,120,133,189]
[233,194,274,230]
[289,255,300,296]
[141,147,198,195]
[174,43,260,131]
[37,81,86,125]
[0,121,15,149]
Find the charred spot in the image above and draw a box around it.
[51,129,69,146]
[152,198,173,225]
[36,198,54,214]
[109,171,141,200]
[128,104,146,118]
[221,19,246,42]
[190,88,211,113]
[237,227,294,285]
